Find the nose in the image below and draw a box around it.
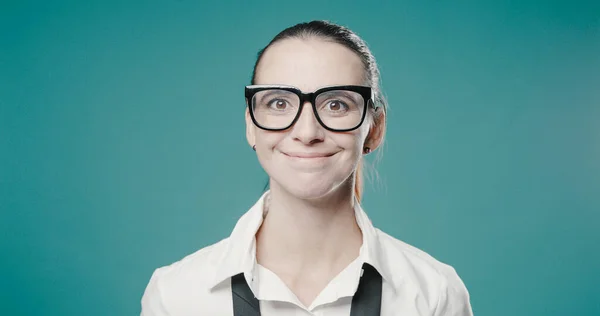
[290,101,325,145]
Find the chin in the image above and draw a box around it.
[272,171,349,201]
[259,152,356,200]
[284,184,332,200]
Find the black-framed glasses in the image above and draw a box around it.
[245,84,374,132]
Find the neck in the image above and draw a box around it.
[255,181,363,271]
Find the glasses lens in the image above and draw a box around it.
[252,89,300,129]
[315,90,365,130]
[251,88,366,130]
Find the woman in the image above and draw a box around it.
[141,20,473,316]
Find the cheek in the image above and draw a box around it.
[254,131,285,165]
[346,126,370,152]
[254,130,366,172]
[255,130,285,149]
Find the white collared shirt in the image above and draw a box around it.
[141,191,473,315]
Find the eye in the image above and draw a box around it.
[268,99,289,110]
[326,100,348,112]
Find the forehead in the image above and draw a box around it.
[255,37,366,92]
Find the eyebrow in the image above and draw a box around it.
[255,89,294,104]
[250,84,361,94]
[318,90,363,104]
[249,84,296,90]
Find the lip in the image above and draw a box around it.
[282,151,337,159]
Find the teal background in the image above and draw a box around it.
[2,0,599,315]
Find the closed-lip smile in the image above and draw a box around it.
[282,151,337,158]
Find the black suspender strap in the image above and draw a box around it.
[350,263,383,316]
[231,273,261,316]
[231,263,382,316]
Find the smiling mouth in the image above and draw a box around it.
[282,152,337,159]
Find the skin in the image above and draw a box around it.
[245,37,386,307]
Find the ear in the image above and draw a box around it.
[365,109,386,151]
[245,105,256,149]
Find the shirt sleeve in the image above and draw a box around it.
[434,266,474,316]
[140,268,171,316]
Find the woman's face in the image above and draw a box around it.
[246,37,384,200]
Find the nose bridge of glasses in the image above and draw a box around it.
[296,97,321,124]
[290,101,326,139]
[298,91,316,108]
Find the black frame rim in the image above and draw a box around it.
[245,84,374,132]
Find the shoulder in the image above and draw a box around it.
[140,238,232,315]
[376,229,473,316]
[148,237,227,286]
[376,229,459,282]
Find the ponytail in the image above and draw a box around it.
[354,158,364,203]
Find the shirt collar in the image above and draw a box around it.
[353,199,397,292]
[208,191,397,292]
[208,191,268,290]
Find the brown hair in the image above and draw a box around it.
[252,20,387,202]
